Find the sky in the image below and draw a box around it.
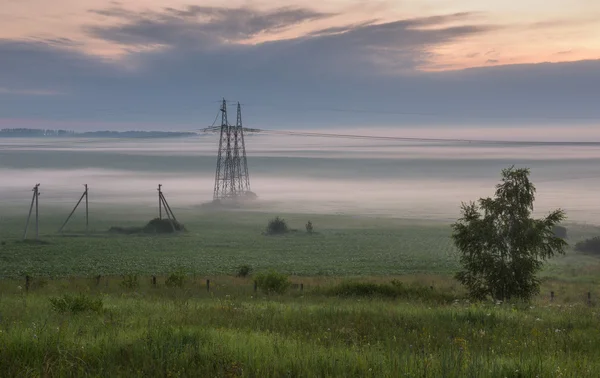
[1,0,600,132]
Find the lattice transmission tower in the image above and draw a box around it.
[213,99,253,200]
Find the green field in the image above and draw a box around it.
[1,206,599,280]
[0,207,461,278]
[2,207,600,376]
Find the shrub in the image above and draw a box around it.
[305,221,313,234]
[575,237,600,255]
[329,282,397,297]
[49,294,103,314]
[324,280,456,303]
[236,265,252,278]
[165,270,187,288]
[143,218,185,233]
[255,271,291,294]
[266,217,288,235]
[120,274,139,289]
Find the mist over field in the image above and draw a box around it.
[2,128,600,223]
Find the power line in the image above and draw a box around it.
[199,126,600,145]
[238,103,600,121]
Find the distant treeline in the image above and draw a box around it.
[0,128,197,138]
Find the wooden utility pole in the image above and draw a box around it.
[58,184,89,233]
[23,184,40,240]
[157,185,178,232]
[85,184,89,233]
[158,184,162,220]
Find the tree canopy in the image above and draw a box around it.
[452,166,566,301]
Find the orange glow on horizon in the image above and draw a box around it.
[1,0,599,71]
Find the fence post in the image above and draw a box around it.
[300,283,304,292]
[254,280,257,293]
[588,292,592,306]
[206,279,210,292]
[152,276,157,287]
[95,275,101,286]
[25,275,30,292]
[550,291,554,302]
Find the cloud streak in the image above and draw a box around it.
[88,5,334,47]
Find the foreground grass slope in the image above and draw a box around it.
[0,279,599,377]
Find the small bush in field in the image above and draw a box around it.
[255,271,291,294]
[266,217,288,235]
[236,265,252,278]
[165,270,186,288]
[120,274,139,289]
[49,294,103,314]
[305,221,313,234]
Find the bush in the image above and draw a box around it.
[324,280,456,303]
[49,294,103,314]
[328,282,397,297]
[266,217,288,235]
[575,237,600,255]
[143,218,185,233]
[306,221,313,234]
[236,265,252,278]
[165,270,187,288]
[255,271,291,294]
[120,274,139,289]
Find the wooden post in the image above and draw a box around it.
[59,187,87,233]
[588,292,592,306]
[254,280,257,293]
[35,185,39,240]
[23,184,39,240]
[300,283,304,292]
[25,275,30,292]
[158,184,162,220]
[152,276,157,287]
[550,291,555,302]
[85,184,89,234]
[95,275,101,286]
[206,279,210,292]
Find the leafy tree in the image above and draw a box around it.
[266,216,289,235]
[452,166,566,301]
[305,220,313,234]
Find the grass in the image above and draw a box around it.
[1,276,599,377]
[2,207,600,375]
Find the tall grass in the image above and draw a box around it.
[1,278,599,377]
